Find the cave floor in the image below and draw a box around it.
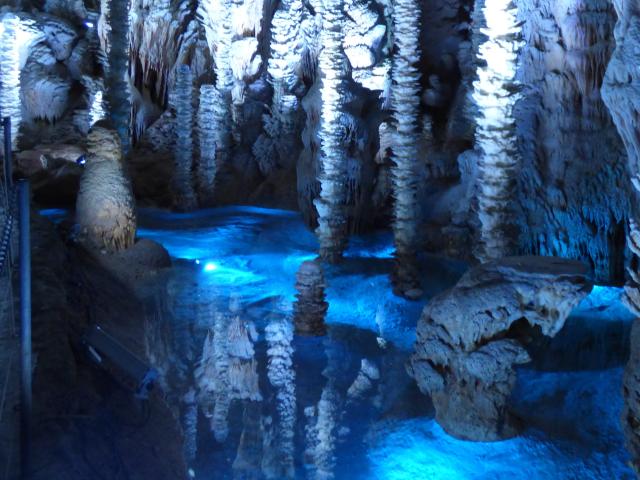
[42,206,638,479]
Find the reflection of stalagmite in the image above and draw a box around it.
[305,332,341,480]
[182,389,198,466]
[264,299,296,478]
[227,315,262,402]
[232,402,264,480]
[346,359,379,402]
[293,260,329,335]
[194,310,232,442]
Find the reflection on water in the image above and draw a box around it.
[40,206,635,479]
[143,262,402,480]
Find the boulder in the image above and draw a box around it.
[407,256,592,441]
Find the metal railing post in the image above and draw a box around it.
[18,180,30,480]
[3,118,12,190]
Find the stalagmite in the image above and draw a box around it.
[76,122,136,252]
[472,0,523,262]
[172,65,197,210]
[390,0,423,298]
[314,0,350,262]
[197,84,218,205]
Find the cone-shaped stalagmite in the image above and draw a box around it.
[76,122,136,252]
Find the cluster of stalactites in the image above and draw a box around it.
[314,0,350,263]
[390,0,423,297]
[252,0,304,175]
[471,0,524,263]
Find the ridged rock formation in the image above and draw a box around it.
[197,84,217,205]
[601,0,640,473]
[101,0,132,152]
[293,260,329,336]
[264,300,296,479]
[407,256,592,441]
[252,0,303,176]
[76,122,136,252]
[390,0,423,297]
[171,64,197,210]
[199,0,234,166]
[0,13,41,148]
[517,0,628,283]
[314,0,350,262]
[472,0,524,262]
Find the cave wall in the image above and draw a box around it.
[515,0,629,283]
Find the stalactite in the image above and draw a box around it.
[0,14,40,149]
[389,0,423,298]
[297,4,323,226]
[172,65,197,210]
[199,0,234,166]
[253,0,304,176]
[314,0,350,262]
[472,0,523,262]
[102,0,132,153]
[197,84,218,205]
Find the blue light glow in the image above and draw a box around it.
[204,261,217,272]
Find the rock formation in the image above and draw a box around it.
[293,259,329,336]
[602,1,640,472]
[264,299,296,479]
[517,0,628,283]
[407,256,592,441]
[389,0,423,297]
[76,122,136,252]
[472,0,523,262]
[171,64,197,210]
[100,0,132,152]
[197,84,217,205]
[314,0,350,262]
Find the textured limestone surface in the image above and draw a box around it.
[407,256,592,441]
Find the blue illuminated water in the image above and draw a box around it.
[40,206,636,479]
